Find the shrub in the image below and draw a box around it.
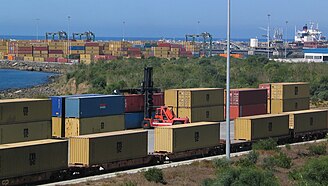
[285,144,291,150]
[213,158,231,169]
[274,152,292,169]
[247,151,259,164]
[121,181,137,186]
[308,144,326,155]
[143,168,165,184]
[289,156,328,185]
[252,138,278,151]
[236,151,259,167]
[262,156,276,171]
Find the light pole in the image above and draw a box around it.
[122,21,126,41]
[35,18,40,41]
[285,21,288,59]
[226,0,231,160]
[67,16,71,59]
[267,14,271,59]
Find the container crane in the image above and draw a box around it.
[72,31,95,41]
[45,31,68,40]
[185,32,213,57]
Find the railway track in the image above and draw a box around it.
[42,138,327,186]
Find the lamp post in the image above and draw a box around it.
[226,0,231,160]
[67,16,71,59]
[285,21,288,59]
[123,21,126,41]
[267,14,271,59]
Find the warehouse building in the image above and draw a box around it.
[303,48,328,62]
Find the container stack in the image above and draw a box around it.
[64,95,125,137]
[0,99,52,144]
[183,41,200,57]
[69,41,85,55]
[259,83,271,113]
[0,40,8,59]
[32,42,48,61]
[85,42,100,55]
[80,54,93,64]
[17,41,33,58]
[260,82,310,114]
[125,93,164,129]
[153,43,171,58]
[165,88,224,122]
[228,88,267,120]
[48,41,66,58]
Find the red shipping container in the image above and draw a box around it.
[230,88,267,106]
[18,47,33,51]
[225,104,267,120]
[85,42,99,47]
[259,83,271,99]
[128,47,141,52]
[46,57,57,62]
[57,57,68,63]
[125,94,144,112]
[49,50,64,54]
[33,47,48,51]
[157,43,171,48]
[17,51,33,54]
[171,44,183,48]
[153,93,165,109]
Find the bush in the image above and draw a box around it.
[285,144,291,150]
[308,144,327,155]
[262,156,276,171]
[213,158,231,169]
[274,152,292,169]
[252,138,278,151]
[289,156,328,185]
[236,151,259,167]
[121,181,137,186]
[143,168,165,184]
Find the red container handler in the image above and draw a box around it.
[230,88,267,106]
[259,83,271,99]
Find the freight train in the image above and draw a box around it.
[1,112,327,186]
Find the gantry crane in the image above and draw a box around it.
[185,32,213,57]
[45,31,68,40]
[72,31,95,41]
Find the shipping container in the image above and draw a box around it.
[52,117,63,138]
[154,122,220,153]
[288,109,328,134]
[69,130,148,167]
[230,88,267,106]
[65,115,125,137]
[174,105,224,122]
[0,99,51,125]
[271,82,309,100]
[125,94,144,113]
[125,112,144,129]
[165,88,224,108]
[271,98,310,114]
[0,139,68,180]
[234,114,290,141]
[65,95,125,118]
[51,94,100,117]
[228,104,267,120]
[0,121,51,144]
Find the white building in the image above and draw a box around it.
[304,49,328,63]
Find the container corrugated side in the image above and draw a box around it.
[230,89,267,106]
[52,117,62,138]
[176,106,224,122]
[0,139,68,179]
[69,130,148,167]
[271,98,310,114]
[65,95,125,118]
[178,88,224,107]
[154,122,220,153]
[271,83,309,100]
[165,89,178,107]
[288,109,328,134]
[125,112,143,129]
[65,115,125,137]
[234,114,290,141]
[0,99,51,125]
[259,83,271,99]
[0,121,51,144]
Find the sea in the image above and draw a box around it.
[0,69,55,91]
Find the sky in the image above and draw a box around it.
[0,0,327,39]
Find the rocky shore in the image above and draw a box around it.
[0,60,72,99]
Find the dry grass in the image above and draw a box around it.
[71,141,328,186]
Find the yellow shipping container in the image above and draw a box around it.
[0,99,51,125]
[49,54,63,58]
[267,99,271,114]
[0,139,68,180]
[234,114,290,141]
[0,121,51,144]
[288,109,328,134]
[70,50,85,54]
[65,115,125,137]
[271,98,310,114]
[271,82,309,100]
[80,54,92,59]
[154,122,220,153]
[165,88,224,108]
[80,59,92,64]
[69,130,148,167]
[52,117,63,138]
[174,106,224,122]
[18,54,33,57]
[33,57,44,62]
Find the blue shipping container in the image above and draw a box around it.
[70,46,85,50]
[125,112,144,129]
[65,95,125,118]
[51,94,100,117]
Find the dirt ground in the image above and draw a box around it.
[71,141,327,186]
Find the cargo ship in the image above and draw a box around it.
[294,22,326,43]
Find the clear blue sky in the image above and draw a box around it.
[0,0,327,39]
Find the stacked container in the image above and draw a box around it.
[85,42,100,55]
[228,88,267,120]
[64,95,125,137]
[165,88,224,122]
[260,82,310,114]
[0,99,52,144]
[124,93,164,129]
